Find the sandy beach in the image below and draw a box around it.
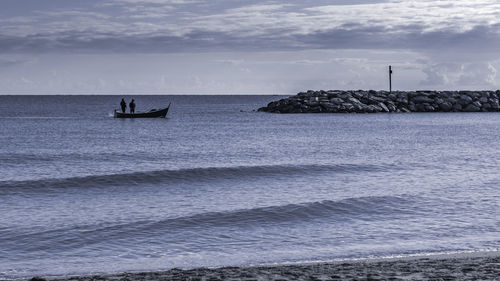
[33,252,500,281]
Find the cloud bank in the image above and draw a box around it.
[1,0,499,53]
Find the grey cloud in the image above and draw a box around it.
[299,23,500,52]
[3,23,500,54]
[0,28,296,53]
[404,24,500,51]
[458,63,497,87]
[420,63,460,86]
[1,0,500,54]
[419,62,498,88]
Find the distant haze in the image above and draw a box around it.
[1,0,499,94]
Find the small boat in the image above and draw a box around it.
[114,103,171,118]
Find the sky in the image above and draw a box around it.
[0,0,499,94]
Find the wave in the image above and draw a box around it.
[0,151,144,166]
[1,195,419,254]
[0,163,398,191]
[146,194,418,229]
[0,153,55,165]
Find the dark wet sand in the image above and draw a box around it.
[39,252,500,281]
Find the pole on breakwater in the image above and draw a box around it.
[389,65,393,93]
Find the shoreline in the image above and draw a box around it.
[31,251,500,281]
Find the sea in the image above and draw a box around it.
[0,95,499,279]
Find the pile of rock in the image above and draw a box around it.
[258,90,500,113]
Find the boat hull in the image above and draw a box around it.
[114,104,170,118]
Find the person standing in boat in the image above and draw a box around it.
[120,98,127,113]
[129,99,136,114]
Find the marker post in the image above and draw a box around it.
[389,65,393,93]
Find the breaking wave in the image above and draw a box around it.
[0,163,399,190]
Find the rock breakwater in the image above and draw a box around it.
[258,90,500,113]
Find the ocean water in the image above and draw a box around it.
[0,95,499,279]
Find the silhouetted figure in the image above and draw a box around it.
[120,98,126,113]
[129,99,136,114]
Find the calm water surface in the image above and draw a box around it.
[0,95,499,278]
